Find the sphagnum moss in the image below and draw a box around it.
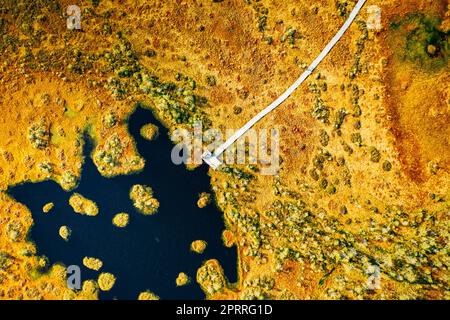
[176,272,190,287]
[0,0,448,301]
[98,272,116,291]
[139,123,159,141]
[58,226,71,241]
[112,213,129,228]
[42,202,54,213]
[138,290,159,300]
[69,193,99,216]
[197,192,211,209]
[129,184,160,215]
[190,240,207,254]
[83,257,103,271]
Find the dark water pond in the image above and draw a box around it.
[8,105,237,300]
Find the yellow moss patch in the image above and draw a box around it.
[130,184,160,215]
[197,259,227,297]
[190,240,207,254]
[83,257,103,271]
[112,212,129,228]
[140,123,159,141]
[63,290,77,300]
[58,226,71,241]
[0,0,448,302]
[197,192,211,208]
[176,272,190,287]
[82,280,98,296]
[98,272,116,291]
[69,193,99,216]
[138,290,160,300]
[93,131,145,177]
[222,230,235,248]
[42,202,54,213]
[37,256,49,270]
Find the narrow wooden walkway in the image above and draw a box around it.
[203,0,368,169]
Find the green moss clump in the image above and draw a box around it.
[392,13,449,70]
[28,120,50,149]
[335,0,350,17]
[383,160,392,172]
[311,97,330,123]
[0,252,12,272]
[369,147,381,163]
[91,0,101,7]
